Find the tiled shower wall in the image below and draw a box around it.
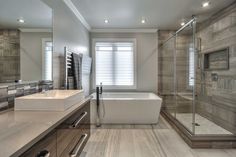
[158,31,192,113]
[158,30,175,96]
[196,3,236,133]
[158,31,175,113]
[0,29,20,82]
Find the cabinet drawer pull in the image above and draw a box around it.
[70,111,88,128]
[36,150,50,157]
[70,134,88,157]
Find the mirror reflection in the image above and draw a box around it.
[0,0,53,83]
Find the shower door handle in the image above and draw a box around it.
[70,111,88,128]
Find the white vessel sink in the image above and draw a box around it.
[15,90,84,111]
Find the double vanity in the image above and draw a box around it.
[0,90,90,157]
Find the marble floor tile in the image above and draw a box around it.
[83,116,236,157]
[153,129,196,157]
[91,124,153,130]
[224,149,236,157]
[152,115,172,129]
[83,129,165,157]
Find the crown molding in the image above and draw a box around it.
[63,0,91,31]
[90,28,158,33]
[18,28,52,33]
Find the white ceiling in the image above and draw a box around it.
[72,0,235,29]
[0,0,52,29]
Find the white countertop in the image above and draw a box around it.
[0,97,90,157]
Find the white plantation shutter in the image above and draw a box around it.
[95,41,135,87]
[42,40,52,81]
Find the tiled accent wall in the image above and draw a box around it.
[0,29,20,82]
[0,81,53,112]
[196,2,236,134]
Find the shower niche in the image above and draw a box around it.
[204,48,229,70]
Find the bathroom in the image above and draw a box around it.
[0,0,236,156]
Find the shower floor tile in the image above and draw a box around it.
[176,113,233,135]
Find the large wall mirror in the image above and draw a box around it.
[0,0,53,83]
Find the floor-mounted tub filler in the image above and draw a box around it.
[90,92,162,124]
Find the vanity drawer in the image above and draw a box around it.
[58,129,89,157]
[60,101,90,129]
[20,130,57,157]
[57,101,90,157]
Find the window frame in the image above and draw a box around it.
[92,38,137,90]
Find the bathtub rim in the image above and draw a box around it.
[90,92,162,101]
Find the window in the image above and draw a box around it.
[93,39,136,89]
[188,43,194,88]
[42,38,52,81]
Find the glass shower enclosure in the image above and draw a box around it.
[159,17,235,138]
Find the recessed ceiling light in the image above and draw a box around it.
[181,22,185,26]
[141,19,146,24]
[202,1,210,8]
[104,19,109,24]
[17,19,25,23]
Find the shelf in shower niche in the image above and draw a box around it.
[204,48,229,71]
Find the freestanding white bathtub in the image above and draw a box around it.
[90,92,162,124]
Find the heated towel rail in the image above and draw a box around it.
[64,46,92,89]
[64,47,73,89]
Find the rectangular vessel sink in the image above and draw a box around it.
[15,90,84,111]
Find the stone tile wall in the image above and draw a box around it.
[0,29,20,82]
[196,2,236,134]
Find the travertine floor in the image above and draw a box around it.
[82,116,236,157]
[176,113,233,135]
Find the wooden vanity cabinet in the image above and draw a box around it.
[20,100,90,157]
[19,130,57,157]
[57,101,90,157]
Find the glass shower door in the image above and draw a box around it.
[175,22,196,134]
[160,36,176,117]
